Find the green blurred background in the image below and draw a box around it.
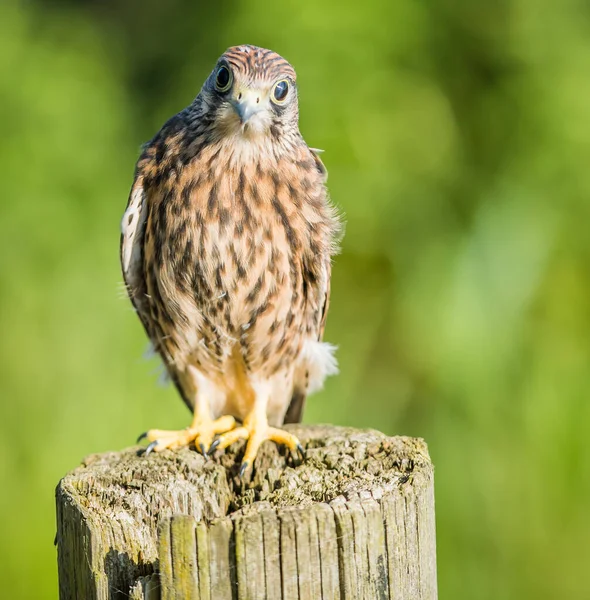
[1,0,589,597]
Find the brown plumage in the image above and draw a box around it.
[121,45,341,473]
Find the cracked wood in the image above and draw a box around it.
[55,424,437,599]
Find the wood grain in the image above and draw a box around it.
[56,424,437,599]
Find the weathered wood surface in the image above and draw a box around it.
[56,424,437,599]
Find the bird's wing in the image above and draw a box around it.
[120,170,196,412]
[307,146,336,344]
[283,148,336,425]
[283,261,331,424]
[283,255,334,425]
[120,175,151,331]
[318,258,331,342]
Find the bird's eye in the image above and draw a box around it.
[215,65,232,92]
[271,80,289,104]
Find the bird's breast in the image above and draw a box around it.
[144,152,324,376]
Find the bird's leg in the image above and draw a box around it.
[210,381,304,476]
[138,368,236,455]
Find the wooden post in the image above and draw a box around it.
[56,424,437,599]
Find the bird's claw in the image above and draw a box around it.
[239,461,249,478]
[136,415,236,455]
[145,440,159,456]
[137,419,304,471]
[295,443,306,463]
[137,431,148,443]
[208,438,220,455]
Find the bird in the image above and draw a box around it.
[120,45,341,475]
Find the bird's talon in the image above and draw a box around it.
[296,443,306,462]
[145,441,159,456]
[208,439,220,455]
[137,431,148,443]
[137,416,236,455]
[239,461,249,478]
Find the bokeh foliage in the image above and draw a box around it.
[1,0,589,597]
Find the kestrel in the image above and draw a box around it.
[121,45,341,474]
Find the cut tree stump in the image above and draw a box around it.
[55,424,437,599]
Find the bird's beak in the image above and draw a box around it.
[231,88,263,124]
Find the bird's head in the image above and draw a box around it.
[199,45,299,143]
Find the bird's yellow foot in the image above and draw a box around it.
[209,413,305,476]
[138,415,236,456]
